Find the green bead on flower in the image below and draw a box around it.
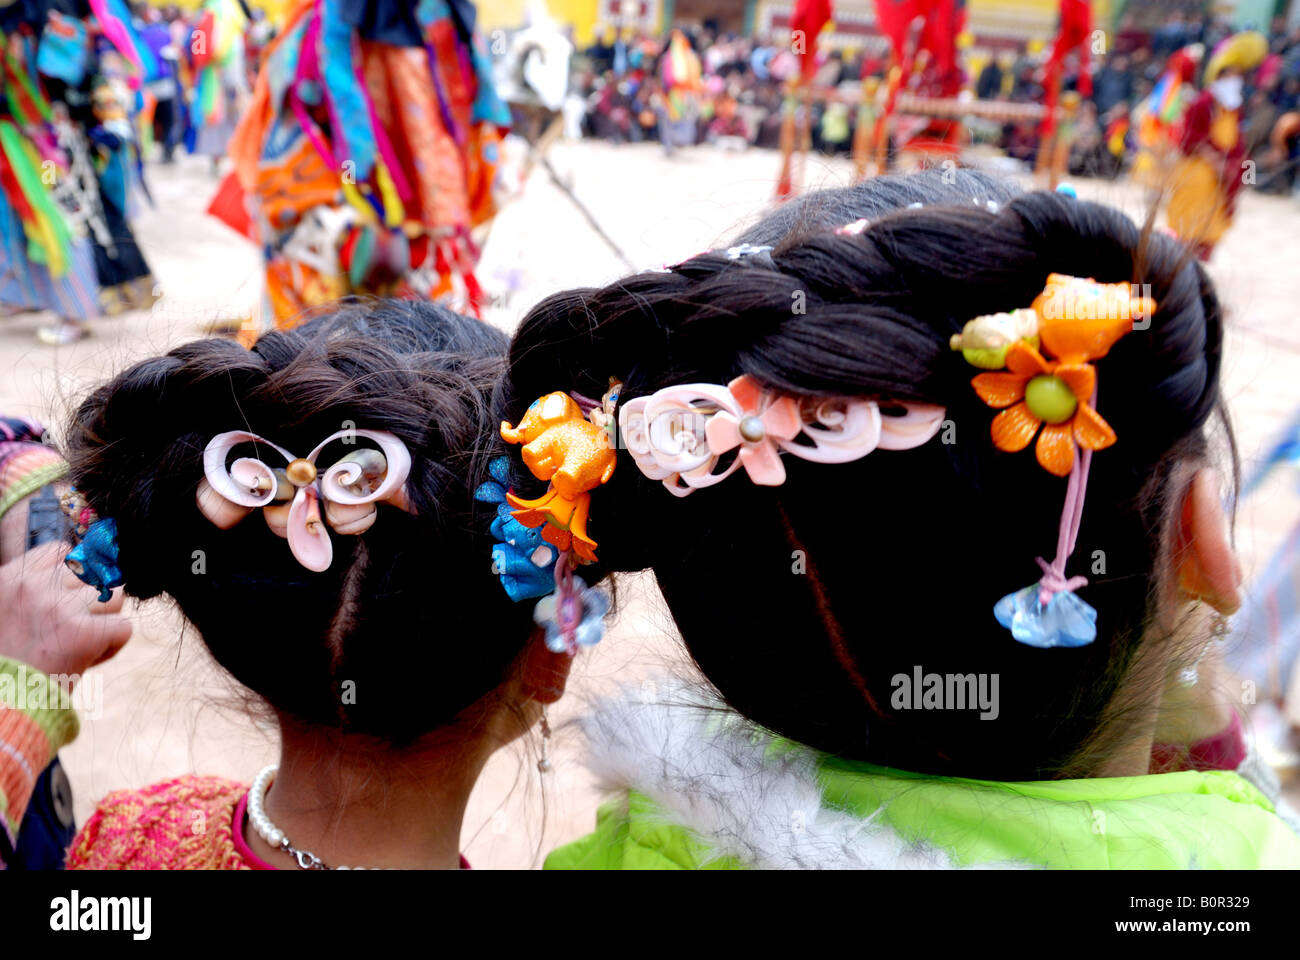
[1024,374,1079,425]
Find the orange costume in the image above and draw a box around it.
[219,0,508,335]
[1166,32,1267,259]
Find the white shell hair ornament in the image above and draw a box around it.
[196,429,414,572]
[618,374,945,496]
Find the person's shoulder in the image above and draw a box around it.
[66,774,250,870]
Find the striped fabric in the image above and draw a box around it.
[0,658,79,846]
[0,419,76,868]
[0,417,69,520]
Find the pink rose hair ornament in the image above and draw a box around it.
[618,374,946,496]
[196,429,413,572]
[956,273,1157,648]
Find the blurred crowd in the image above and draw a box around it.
[571,13,1300,194]
[130,2,276,168]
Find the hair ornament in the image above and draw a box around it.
[489,387,617,653]
[724,243,773,260]
[59,490,122,602]
[961,273,1154,477]
[534,569,610,654]
[957,273,1158,648]
[619,374,945,496]
[474,456,558,602]
[499,385,619,564]
[197,429,413,573]
[949,309,1040,370]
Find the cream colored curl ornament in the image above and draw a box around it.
[195,429,413,572]
[618,374,945,496]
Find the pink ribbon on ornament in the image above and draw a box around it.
[619,374,946,496]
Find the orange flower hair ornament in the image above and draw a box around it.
[961,273,1155,477]
[955,272,1157,648]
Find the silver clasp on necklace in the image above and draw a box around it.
[286,843,326,870]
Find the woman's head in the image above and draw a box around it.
[65,299,560,749]
[502,169,1236,780]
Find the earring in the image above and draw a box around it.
[537,705,553,774]
[1179,611,1230,687]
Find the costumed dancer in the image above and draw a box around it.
[495,0,573,145]
[1166,31,1267,261]
[221,0,510,335]
[1131,45,1201,188]
[866,0,967,175]
[137,6,182,163]
[85,70,158,314]
[187,0,250,173]
[36,0,161,318]
[775,0,829,198]
[655,29,700,157]
[1037,0,1092,186]
[0,0,98,344]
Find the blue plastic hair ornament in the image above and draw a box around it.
[474,456,560,603]
[477,432,613,656]
[59,490,123,603]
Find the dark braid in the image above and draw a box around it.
[500,170,1232,779]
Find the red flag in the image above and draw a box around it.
[920,0,966,76]
[790,0,833,80]
[874,0,919,61]
[1042,0,1093,138]
[1048,0,1093,97]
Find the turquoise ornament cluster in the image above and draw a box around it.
[474,456,559,602]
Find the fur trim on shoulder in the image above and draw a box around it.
[1235,737,1300,839]
[574,677,1020,870]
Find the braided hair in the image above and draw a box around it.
[499,169,1232,779]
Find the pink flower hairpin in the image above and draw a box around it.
[618,374,945,496]
[196,429,413,572]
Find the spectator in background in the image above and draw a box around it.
[1113,13,1148,56]
[976,56,1004,101]
[1093,54,1133,116]
[1153,10,1189,59]
[562,10,1300,204]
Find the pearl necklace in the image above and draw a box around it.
[247,764,384,871]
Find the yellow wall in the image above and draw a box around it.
[476,0,605,47]
[143,0,292,21]
[966,0,1115,38]
[752,0,1116,45]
